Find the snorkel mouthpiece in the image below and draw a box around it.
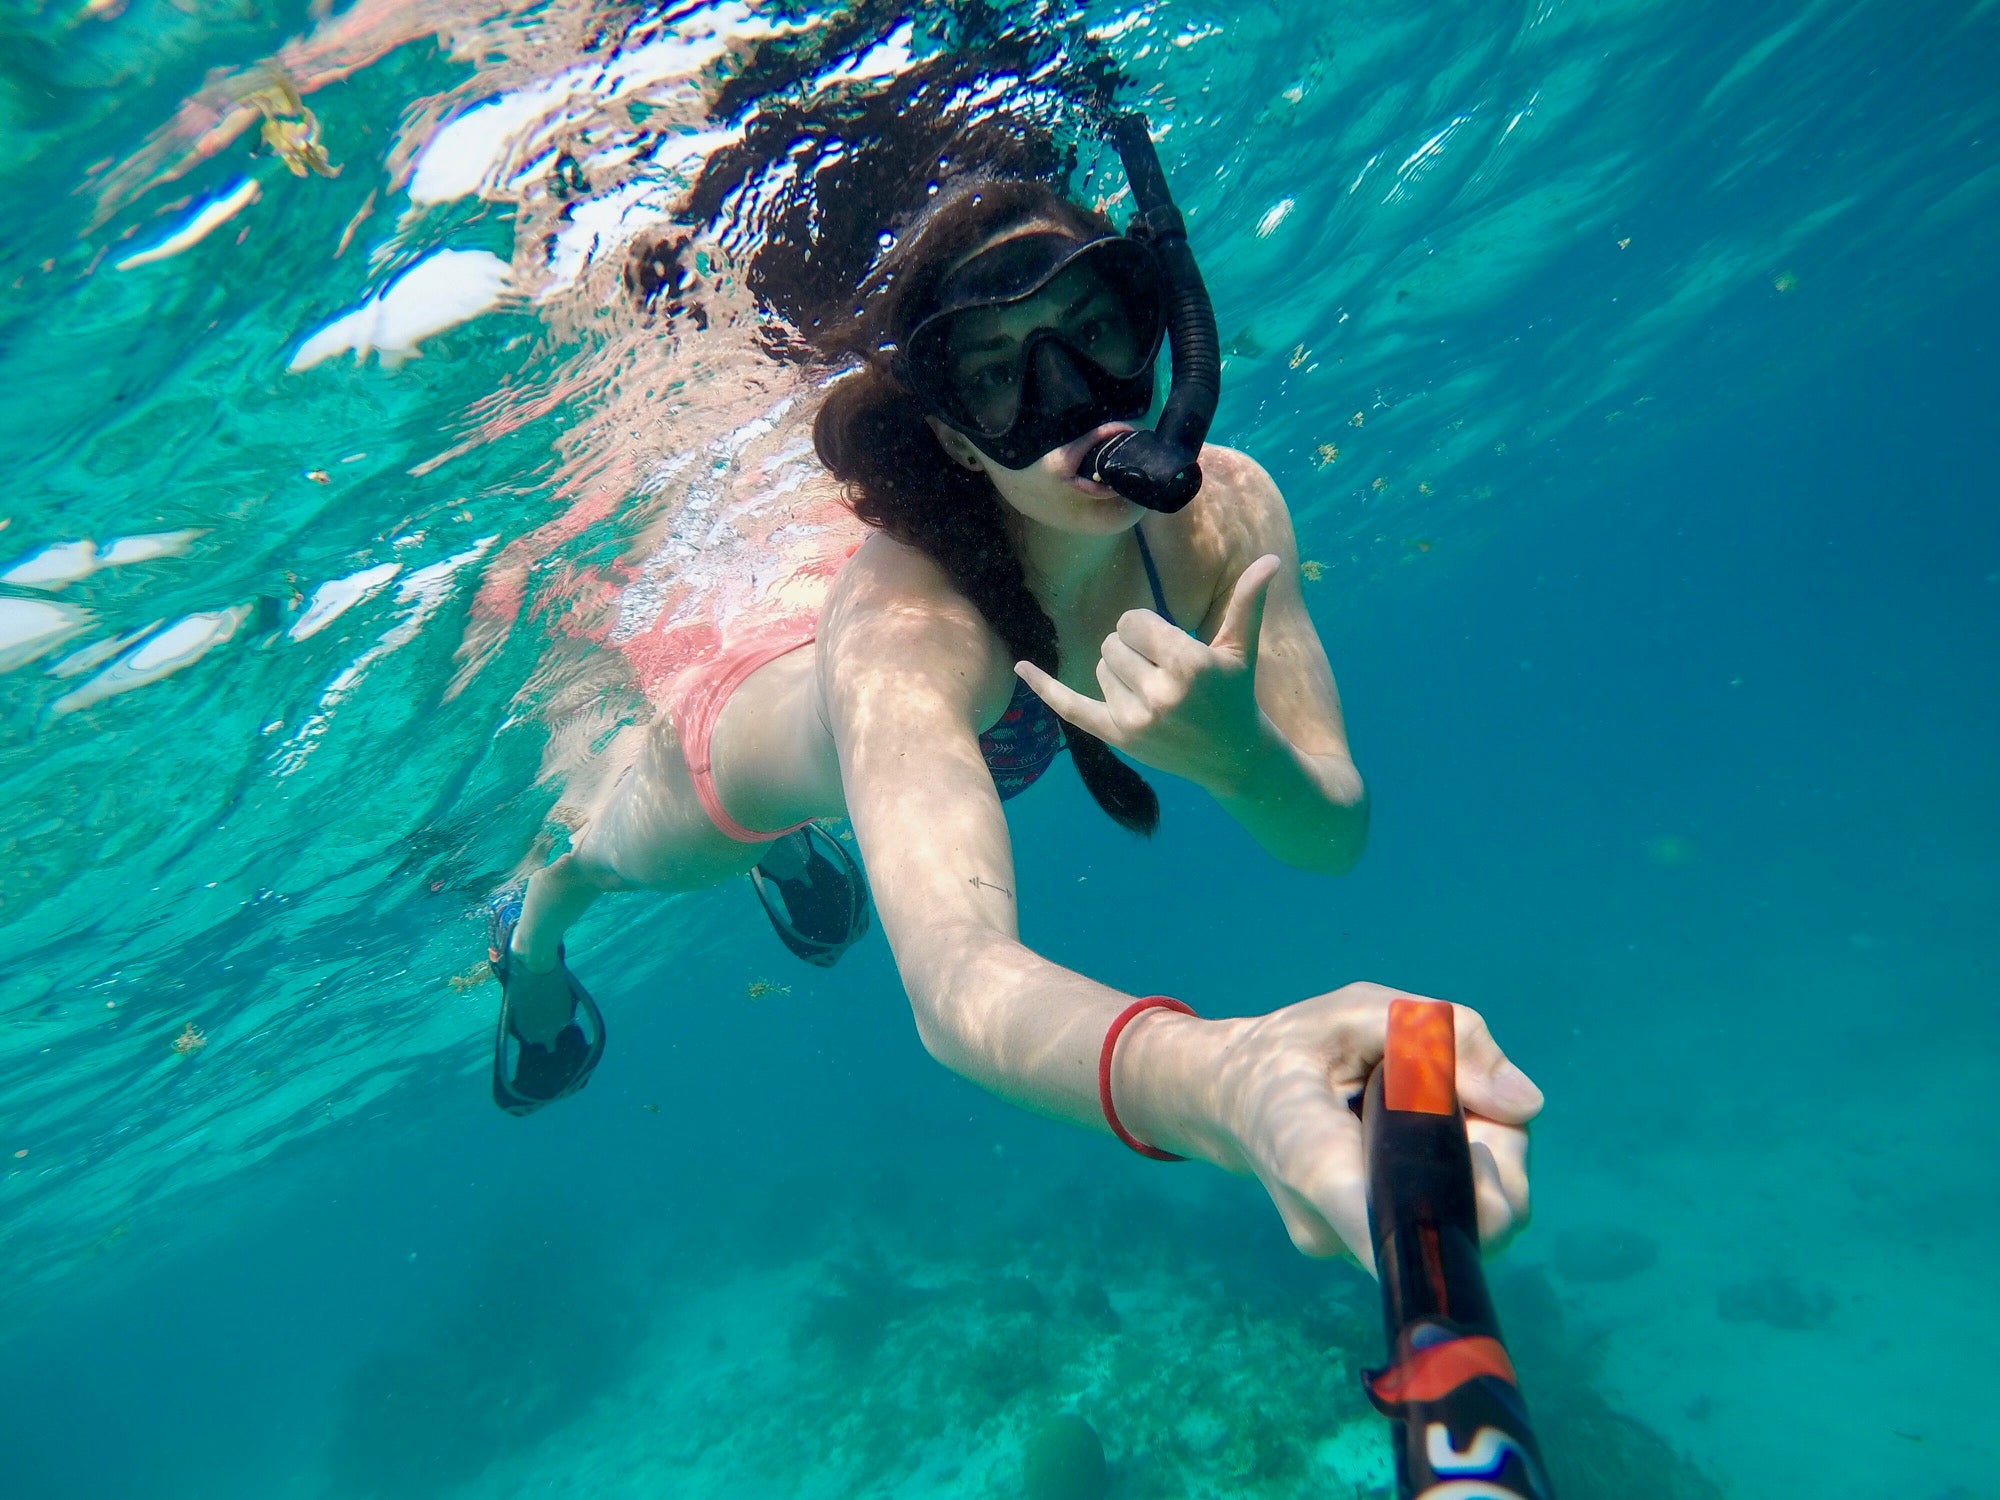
[1084,426,1203,508]
[1083,114,1221,513]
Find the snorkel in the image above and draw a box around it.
[1081,113,1221,513]
[1362,1000,1555,1500]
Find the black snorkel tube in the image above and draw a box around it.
[1361,1000,1555,1500]
[1083,114,1221,513]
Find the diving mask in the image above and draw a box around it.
[896,232,1166,473]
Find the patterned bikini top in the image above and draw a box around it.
[978,528,1177,802]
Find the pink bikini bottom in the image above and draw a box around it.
[672,629,817,844]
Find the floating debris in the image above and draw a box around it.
[1370,476,1385,492]
[246,74,339,179]
[1299,559,1324,582]
[171,1022,206,1057]
[1314,443,1339,468]
[446,964,491,992]
[1617,237,1631,250]
[305,469,330,484]
[1417,482,1432,495]
[1349,410,1365,427]
[1288,343,1308,369]
[1772,269,1798,293]
[746,978,790,1001]
[334,190,376,259]
[552,152,589,197]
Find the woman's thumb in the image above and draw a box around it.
[1214,553,1281,662]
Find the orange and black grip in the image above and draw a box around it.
[1360,999,1553,1499]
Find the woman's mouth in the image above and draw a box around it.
[1056,422,1138,485]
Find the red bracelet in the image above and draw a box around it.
[1098,996,1196,1160]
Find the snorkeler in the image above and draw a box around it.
[486,118,1540,1266]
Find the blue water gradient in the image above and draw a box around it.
[1,1,1995,1496]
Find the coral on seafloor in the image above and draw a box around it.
[670,1179,1735,1500]
[378,1171,1739,1500]
[1715,1272,1836,1330]
[1493,1264,1727,1500]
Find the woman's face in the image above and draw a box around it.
[920,224,1147,535]
[928,410,1141,533]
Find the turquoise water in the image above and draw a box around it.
[2,1,1996,1496]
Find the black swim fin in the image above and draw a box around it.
[749,824,871,968]
[488,908,606,1116]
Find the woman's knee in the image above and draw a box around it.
[551,843,641,896]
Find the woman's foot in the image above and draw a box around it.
[487,895,606,1116]
[749,824,872,968]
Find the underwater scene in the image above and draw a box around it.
[1,1,1996,1497]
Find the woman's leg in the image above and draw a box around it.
[512,851,613,970]
[502,640,844,1009]
[496,729,760,1046]
[499,851,619,1044]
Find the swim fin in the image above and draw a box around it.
[749,824,871,968]
[487,901,606,1116]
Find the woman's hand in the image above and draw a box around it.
[1117,982,1542,1270]
[1016,553,1282,793]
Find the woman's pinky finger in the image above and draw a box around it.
[1470,1139,1526,1249]
[1014,662,1114,740]
[1264,1174,1371,1270]
[1466,1116,1531,1222]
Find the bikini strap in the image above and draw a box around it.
[1134,527,1177,628]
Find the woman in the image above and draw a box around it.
[488,170,1541,1267]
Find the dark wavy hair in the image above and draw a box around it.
[624,4,1148,829]
[808,178,1159,836]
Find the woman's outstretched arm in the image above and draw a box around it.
[818,536,1538,1267]
[818,535,1127,1127]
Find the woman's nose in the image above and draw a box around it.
[1031,340,1095,409]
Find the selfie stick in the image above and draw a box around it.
[1360,999,1554,1500]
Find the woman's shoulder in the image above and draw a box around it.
[1192,443,1287,525]
[817,530,1015,708]
[1179,443,1297,559]
[1148,444,1290,585]
[824,530,979,628]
